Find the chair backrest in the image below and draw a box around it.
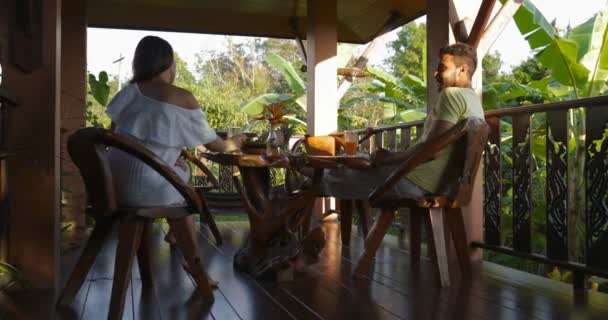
[369,117,488,206]
[450,117,489,207]
[67,128,202,217]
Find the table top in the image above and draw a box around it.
[199,152,373,169]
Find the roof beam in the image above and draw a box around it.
[467,0,497,48]
[88,2,297,40]
[477,0,523,55]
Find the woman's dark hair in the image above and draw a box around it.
[130,36,174,83]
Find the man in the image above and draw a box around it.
[321,42,484,199]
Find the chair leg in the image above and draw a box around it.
[445,207,472,277]
[353,208,396,277]
[109,219,144,320]
[339,199,353,246]
[197,189,222,246]
[409,208,423,267]
[355,200,372,237]
[57,217,115,307]
[168,216,215,303]
[137,220,154,287]
[425,208,450,287]
[200,204,223,246]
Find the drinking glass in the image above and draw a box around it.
[343,131,358,156]
[227,126,243,139]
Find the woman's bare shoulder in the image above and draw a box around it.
[164,85,199,110]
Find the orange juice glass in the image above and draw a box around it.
[343,131,358,155]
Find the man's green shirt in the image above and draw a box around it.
[406,87,484,194]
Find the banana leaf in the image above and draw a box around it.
[264,53,306,96]
[240,93,292,115]
[568,9,608,96]
[502,0,589,90]
[399,108,427,122]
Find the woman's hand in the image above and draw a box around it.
[174,158,189,172]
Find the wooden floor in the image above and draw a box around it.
[2,218,608,320]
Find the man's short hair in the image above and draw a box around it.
[439,43,478,78]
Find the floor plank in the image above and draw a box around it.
[3,217,607,320]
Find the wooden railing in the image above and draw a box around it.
[354,95,608,298]
[477,96,608,294]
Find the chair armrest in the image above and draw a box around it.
[181,149,219,189]
[101,130,203,213]
[369,120,469,204]
[290,136,307,153]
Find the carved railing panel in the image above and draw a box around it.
[483,116,502,245]
[546,110,568,260]
[400,127,412,151]
[512,114,532,253]
[585,107,608,269]
[386,129,397,150]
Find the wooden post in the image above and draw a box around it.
[0,0,62,291]
[306,0,337,136]
[428,0,485,264]
[307,0,338,217]
[454,0,484,263]
[61,0,87,230]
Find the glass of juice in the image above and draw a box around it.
[343,131,358,156]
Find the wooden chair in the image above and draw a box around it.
[181,149,223,245]
[57,128,215,319]
[288,135,373,245]
[353,118,489,287]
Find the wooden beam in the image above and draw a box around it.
[449,0,469,42]
[477,0,523,56]
[87,2,373,44]
[467,0,497,48]
[61,0,88,230]
[1,0,62,290]
[337,13,400,100]
[427,0,451,111]
[306,0,338,136]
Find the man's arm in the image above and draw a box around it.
[372,119,456,166]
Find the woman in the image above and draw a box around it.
[106,35,233,286]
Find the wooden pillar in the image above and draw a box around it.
[61,0,87,229]
[428,0,484,263]
[0,0,62,289]
[306,0,337,136]
[307,0,338,216]
[426,0,451,112]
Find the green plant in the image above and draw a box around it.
[340,66,427,129]
[240,53,307,133]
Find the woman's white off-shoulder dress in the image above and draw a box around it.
[105,84,217,207]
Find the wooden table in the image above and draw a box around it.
[199,152,376,279]
[199,152,323,280]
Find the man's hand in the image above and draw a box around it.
[371,148,394,165]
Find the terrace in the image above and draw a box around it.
[0,0,607,319]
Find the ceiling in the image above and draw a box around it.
[87,0,426,44]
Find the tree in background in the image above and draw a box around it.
[385,22,427,81]
[482,51,503,85]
